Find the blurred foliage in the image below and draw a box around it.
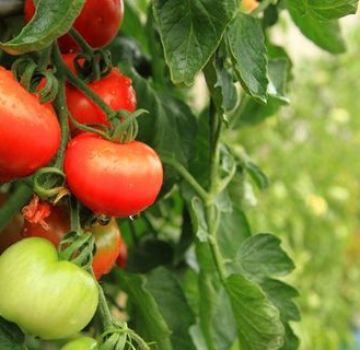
[229,25,360,350]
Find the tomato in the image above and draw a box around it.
[63,54,136,130]
[0,67,60,181]
[0,194,24,253]
[0,238,98,339]
[24,0,124,52]
[22,204,123,279]
[61,337,97,350]
[91,219,122,279]
[64,133,163,217]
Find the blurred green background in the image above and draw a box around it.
[233,22,360,350]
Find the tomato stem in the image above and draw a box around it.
[53,77,70,169]
[0,182,32,232]
[160,155,210,203]
[69,28,94,56]
[52,44,115,118]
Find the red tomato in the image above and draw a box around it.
[0,194,24,254]
[64,133,163,217]
[0,68,60,180]
[63,54,136,130]
[24,0,124,52]
[22,204,123,279]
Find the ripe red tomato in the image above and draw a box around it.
[64,133,163,217]
[63,54,136,130]
[0,68,60,181]
[24,0,124,52]
[22,205,124,279]
[0,194,24,254]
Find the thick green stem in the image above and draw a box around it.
[53,77,70,169]
[0,182,33,232]
[161,155,210,203]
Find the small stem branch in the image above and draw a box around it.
[52,44,115,118]
[0,182,33,231]
[70,197,81,233]
[97,282,114,330]
[38,46,52,71]
[161,156,210,203]
[69,28,93,55]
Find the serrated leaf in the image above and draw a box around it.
[218,206,251,259]
[268,59,291,103]
[226,274,284,350]
[196,243,238,350]
[205,53,238,116]
[245,161,269,190]
[260,279,300,323]
[226,13,268,102]
[115,271,173,350]
[286,0,346,54]
[145,268,197,350]
[0,317,26,350]
[232,233,295,281]
[293,0,359,20]
[125,68,197,168]
[152,0,236,84]
[0,0,85,54]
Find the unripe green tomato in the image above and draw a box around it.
[0,238,99,339]
[61,336,98,350]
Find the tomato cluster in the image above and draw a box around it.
[0,0,163,343]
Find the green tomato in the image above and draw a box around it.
[0,238,99,339]
[61,336,98,350]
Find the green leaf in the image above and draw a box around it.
[0,0,85,55]
[260,279,300,323]
[145,268,197,350]
[205,53,238,116]
[226,13,268,102]
[292,0,359,20]
[226,274,284,350]
[125,68,197,168]
[115,271,173,350]
[218,206,251,259]
[152,0,236,84]
[286,0,346,54]
[196,243,238,350]
[260,279,300,350]
[245,161,269,190]
[232,233,295,281]
[0,317,26,350]
[121,1,149,53]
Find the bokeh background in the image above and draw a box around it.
[233,14,360,350]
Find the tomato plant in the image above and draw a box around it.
[0,0,358,349]
[0,238,98,339]
[24,0,124,52]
